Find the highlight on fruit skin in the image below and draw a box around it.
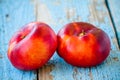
[57,22,111,67]
[7,22,57,70]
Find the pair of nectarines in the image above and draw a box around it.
[7,22,111,70]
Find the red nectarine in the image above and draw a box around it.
[8,22,57,70]
[57,22,111,67]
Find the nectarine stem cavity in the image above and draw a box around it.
[21,35,26,39]
[79,30,85,37]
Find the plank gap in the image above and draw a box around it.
[105,0,120,49]
[0,54,3,58]
[32,0,40,80]
[35,0,38,21]
[36,69,39,80]
[5,14,9,18]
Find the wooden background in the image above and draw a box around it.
[0,0,120,80]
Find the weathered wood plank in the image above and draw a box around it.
[35,0,119,50]
[53,50,120,80]
[0,0,37,80]
[34,0,120,80]
[38,50,120,80]
[107,0,120,48]
[0,0,119,80]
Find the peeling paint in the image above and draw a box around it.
[112,57,119,61]
[0,0,120,80]
[30,0,38,20]
[38,62,55,80]
[88,69,93,80]
[0,55,2,58]
[72,67,78,80]
[64,8,76,20]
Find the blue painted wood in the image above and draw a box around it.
[107,0,120,47]
[36,0,119,50]
[50,51,120,80]
[36,0,120,80]
[0,0,120,80]
[0,0,37,80]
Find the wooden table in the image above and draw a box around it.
[0,0,120,80]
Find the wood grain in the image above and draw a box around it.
[37,50,120,80]
[0,0,37,80]
[107,0,120,48]
[52,51,120,80]
[0,0,120,80]
[33,0,120,80]
[35,0,119,50]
